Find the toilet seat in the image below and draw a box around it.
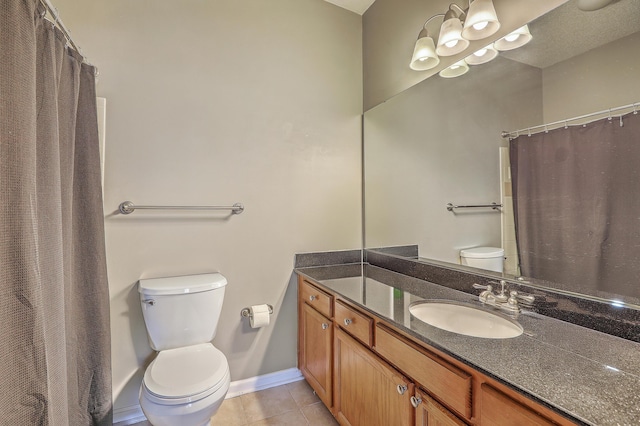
[143,343,229,406]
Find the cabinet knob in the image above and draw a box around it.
[309,295,317,301]
[343,318,352,326]
[321,323,329,330]
[410,396,422,408]
[397,384,408,395]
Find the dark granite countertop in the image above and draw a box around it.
[295,263,640,426]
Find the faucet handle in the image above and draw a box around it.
[518,293,535,304]
[474,284,493,303]
[510,290,535,303]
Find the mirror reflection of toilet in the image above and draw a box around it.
[460,247,505,273]
[138,273,230,426]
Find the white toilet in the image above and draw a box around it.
[460,247,505,273]
[138,273,230,426]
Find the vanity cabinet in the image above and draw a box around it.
[334,328,414,426]
[298,280,333,409]
[297,275,576,426]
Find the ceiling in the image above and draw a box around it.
[322,0,376,15]
[486,0,639,69]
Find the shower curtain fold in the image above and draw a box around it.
[0,1,112,424]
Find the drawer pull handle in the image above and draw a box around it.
[397,384,408,395]
[309,295,317,301]
[410,396,422,408]
[321,323,329,330]
[343,318,353,326]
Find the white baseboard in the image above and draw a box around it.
[226,367,304,399]
[113,404,146,425]
[112,368,304,424]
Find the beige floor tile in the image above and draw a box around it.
[301,402,338,426]
[286,380,320,408]
[247,409,309,426]
[240,386,299,423]
[210,396,247,426]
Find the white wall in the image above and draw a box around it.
[53,0,362,413]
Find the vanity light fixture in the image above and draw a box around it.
[410,14,445,71]
[461,0,501,40]
[494,25,532,51]
[436,5,469,57]
[438,59,470,78]
[465,43,498,65]
[410,0,502,73]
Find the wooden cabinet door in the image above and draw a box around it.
[334,328,413,426]
[414,388,467,426]
[300,302,333,408]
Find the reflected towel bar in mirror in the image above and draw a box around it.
[446,202,502,212]
[118,201,245,215]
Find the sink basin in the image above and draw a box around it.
[409,300,523,339]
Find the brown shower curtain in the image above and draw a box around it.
[0,1,112,424]
[510,111,640,300]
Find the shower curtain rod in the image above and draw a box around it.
[501,101,640,140]
[40,0,81,54]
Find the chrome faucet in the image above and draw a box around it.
[472,280,534,314]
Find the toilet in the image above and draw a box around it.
[138,273,230,426]
[460,247,505,273]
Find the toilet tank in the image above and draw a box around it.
[460,247,504,273]
[138,273,227,351]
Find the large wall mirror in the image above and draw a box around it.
[364,0,640,307]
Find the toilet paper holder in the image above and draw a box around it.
[241,304,274,318]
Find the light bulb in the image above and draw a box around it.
[505,33,520,42]
[473,21,489,31]
[474,48,487,57]
[451,65,461,70]
[445,39,459,48]
[418,57,428,62]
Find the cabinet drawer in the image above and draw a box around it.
[375,324,472,420]
[335,300,373,347]
[481,384,556,426]
[300,280,332,318]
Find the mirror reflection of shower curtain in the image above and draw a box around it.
[510,112,640,299]
[0,1,112,424]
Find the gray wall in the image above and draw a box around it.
[364,58,543,261]
[362,0,567,111]
[543,31,640,122]
[53,0,362,414]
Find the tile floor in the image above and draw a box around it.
[124,380,338,426]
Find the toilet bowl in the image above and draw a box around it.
[138,273,230,426]
[140,344,230,426]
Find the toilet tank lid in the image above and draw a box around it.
[138,273,227,295]
[460,247,504,258]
